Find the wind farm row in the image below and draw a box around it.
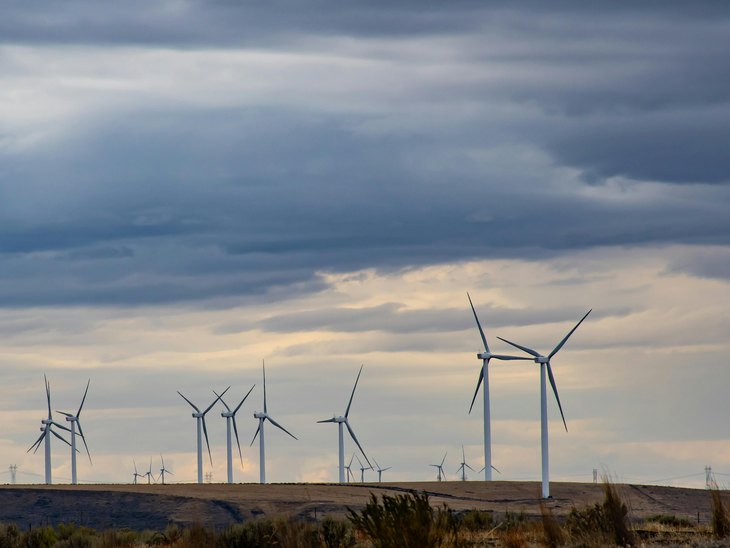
[25,294,591,498]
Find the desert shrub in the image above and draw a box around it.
[502,509,529,531]
[319,517,355,548]
[163,524,181,544]
[460,509,494,532]
[22,527,58,548]
[710,489,730,539]
[645,514,694,528]
[0,524,21,548]
[539,501,564,548]
[182,523,216,548]
[348,491,464,548]
[218,521,277,548]
[500,529,527,548]
[92,529,138,548]
[271,518,322,548]
[565,480,633,546]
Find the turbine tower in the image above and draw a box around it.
[27,375,73,484]
[57,379,92,485]
[251,361,297,484]
[455,446,474,481]
[373,459,390,483]
[132,460,145,484]
[178,387,229,484]
[467,293,531,481]
[430,452,447,481]
[214,385,255,484]
[159,454,173,484]
[498,309,591,498]
[344,454,356,482]
[317,365,371,482]
[143,457,153,484]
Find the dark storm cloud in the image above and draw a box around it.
[0,2,729,306]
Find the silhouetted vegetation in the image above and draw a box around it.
[645,514,694,528]
[710,488,730,539]
[565,480,634,546]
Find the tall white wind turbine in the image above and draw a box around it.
[250,361,297,484]
[497,309,591,498]
[317,365,372,483]
[143,457,153,484]
[214,385,255,484]
[132,460,145,484]
[355,455,371,482]
[429,452,447,481]
[178,387,229,484]
[57,379,92,485]
[467,293,531,481]
[344,454,356,482]
[27,375,73,484]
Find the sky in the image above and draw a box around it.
[1,0,730,489]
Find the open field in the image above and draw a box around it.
[0,482,713,531]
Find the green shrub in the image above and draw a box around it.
[645,514,694,528]
[319,517,355,548]
[348,491,464,548]
[22,527,58,548]
[502,509,529,531]
[0,524,20,548]
[460,509,494,532]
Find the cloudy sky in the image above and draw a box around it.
[1,1,729,488]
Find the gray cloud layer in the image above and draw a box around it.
[1,2,729,306]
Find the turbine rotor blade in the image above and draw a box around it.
[262,360,267,414]
[469,363,485,415]
[50,428,72,447]
[496,337,541,358]
[345,420,371,467]
[465,463,476,472]
[45,375,52,420]
[548,309,592,359]
[467,292,490,353]
[250,423,261,447]
[345,365,364,418]
[317,418,336,423]
[77,421,92,464]
[77,379,90,417]
[546,362,568,432]
[213,390,231,412]
[441,452,448,467]
[204,386,229,415]
[492,465,501,474]
[51,421,72,433]
[266,416,298,440]
[201,417,213,464]
[490,354,533,361]
[28,431,45,453]
[233,384,256,415]
[232,416,243,463]
[56,411,73,417]
[177,392,201,413]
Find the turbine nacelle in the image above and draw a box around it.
[535,356,549,363]
[254,412,267,419]
[192,412,205,418]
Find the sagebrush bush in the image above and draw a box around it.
[711,489,730,539]
[645,514,694,528]
[460,509,494,532]
[565,479,633,547]
[539,501,564,548]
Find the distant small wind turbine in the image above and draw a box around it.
[455,446,474,481]
[27,375,73,485]
[132,460,145,484]
[143,457,153,484]
[178,386,229,484]
[251,361,297,484]
[344,454,356,482]
[317,365,371,483]
[430,452,448,481]
[373,459,390,483]
[159,454,173,485]
[215,385,255,484]
[467,293,531,481]
[498,309,591,498]
[57,379,92,485]
[355,454,371,482]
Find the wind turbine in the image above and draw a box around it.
[250,361,297,484]
[57,379,92,485]
[497,309,591,498]
[215,385,255,484]
[132,460,145,484]
[178,387,229,484]
[159,454,173,485]
[344,454,356,482]
[355,455,371,483]
[317,365,372,482]
[27,375,73,484]
[429,452,448,481]
[455,446,474,481]
[467,293,531,481]
[143,457,153,484]
[373,459,390,483]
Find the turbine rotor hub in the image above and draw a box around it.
[536,356,548,363]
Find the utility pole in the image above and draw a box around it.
[593,469,597,484]
[204,472,213,484]
[9,465,17,484]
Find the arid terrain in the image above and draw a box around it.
[0,481,713,531]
